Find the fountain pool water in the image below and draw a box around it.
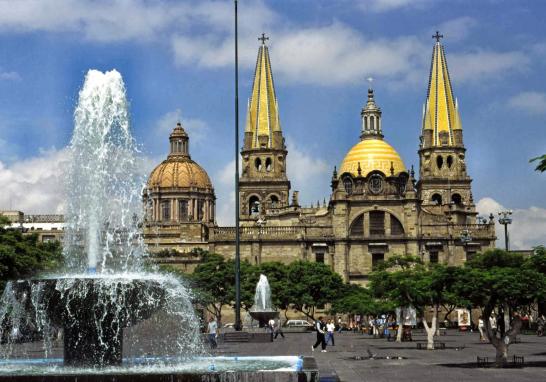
[0,70,317,381]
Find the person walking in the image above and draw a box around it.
[489,313,497,335]
[268,318,275,342]
[274,318,285,339]
[207,317,218,349]
[478,316,486,342]
[311,316,327,352]
[326,319,335,346]
[537,314,545,337]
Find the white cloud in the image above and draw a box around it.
[507,91,546,116]
[476,197,546,250]
[448,50,529,83]
[355,0,435,13]
[435,17,477,42]
[213,159,237,226]
[0,69,21,81]
[154,109,208,143]
[0,148,68,214]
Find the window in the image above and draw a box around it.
[249,196,260,216]
[447,155,453,168]
[178,200,188,221]
[370,116,375,131]
[42,235,56,243]
[270,195,279,208]
[255,158,262,171]
[350,214,364,236]
[161,201,171,221]
[436,155,444,169]
[431,193,442,205]
[369,174,383,194]
[315,253,324,263]
[343,177,353,194]
[197,200,204,221]
[390,215,404,236]
[265,158,272,172]
[451,193,462,206]
[429,252,439,263]
[372,253,384,269]
[369,211,385,236]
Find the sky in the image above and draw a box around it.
[0,0,544,249]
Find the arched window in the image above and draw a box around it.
[350,214,364,236]
[436,155,444,169]
[369,211,385,236]
[265,158,272,172]
[447,155,453,168]
[343,177,353,194]
[249,196,260,216]
[364,116,368,131]
[255,158,262,171]
[270,195,279,208]
[390,215,405,236]
[370,116,375,131]
[431,193,442,205]
[451,193,462,205]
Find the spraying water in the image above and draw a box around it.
[63,69,145,274]
[0,69,205,366]
[252,274,273,311]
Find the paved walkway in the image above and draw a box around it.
[214,329,546,382]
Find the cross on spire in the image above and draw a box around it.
[432,31,443,42]
[258,33,269,45]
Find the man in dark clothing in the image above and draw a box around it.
[311,316,327,352]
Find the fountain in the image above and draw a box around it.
[249,274,279,328]
[0,70,317,381]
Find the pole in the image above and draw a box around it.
[234,0,242,331]
[504,223,509,252]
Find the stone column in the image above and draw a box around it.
[363,212,370,237]
[384,212,391,236]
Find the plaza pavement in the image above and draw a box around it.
[215,329,546,382]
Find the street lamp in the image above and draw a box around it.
[498,210,513,251]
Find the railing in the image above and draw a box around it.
[210,225,333,241]
[421,223,495,239]
[24,214,64,223]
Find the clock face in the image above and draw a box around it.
[369,174,383,194]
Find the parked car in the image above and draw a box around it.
[283,319,314,332]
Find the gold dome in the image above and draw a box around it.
[340,138,406,177]
[148,158,213,189]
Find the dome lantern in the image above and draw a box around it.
[169,122,189,158]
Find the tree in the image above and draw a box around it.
[286,261,344,321]
[369,255,424,343]
[455,249,546,366]
[530,154,546,172]
[0,227,63,294]
[256,262,291,320]
[188,252,233,324]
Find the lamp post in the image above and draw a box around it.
[498,210,513,251]
[234,0,242,331]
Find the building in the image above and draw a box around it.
[144,35,496,283]
[1,210,65,243]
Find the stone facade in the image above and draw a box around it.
[143,37,496,283]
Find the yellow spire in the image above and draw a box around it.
[422,32,462,147]
[245,34,281,149]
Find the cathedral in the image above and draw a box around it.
[143,34,496,283]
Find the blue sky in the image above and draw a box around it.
[0,0,544,248]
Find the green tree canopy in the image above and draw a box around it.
[530,154,546,172]
[0,227,63,293]
[454,249,546,366]
[286,260,344,320]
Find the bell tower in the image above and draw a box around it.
[417,32,476,224]
[239,34,290,219]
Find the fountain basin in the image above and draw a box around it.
[0,356,319,382]
[5,277,165,367]
[249,311,280,328]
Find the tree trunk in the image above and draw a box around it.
[395,309,403,342]
[483,305,523,367]
[423,305,438,350]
